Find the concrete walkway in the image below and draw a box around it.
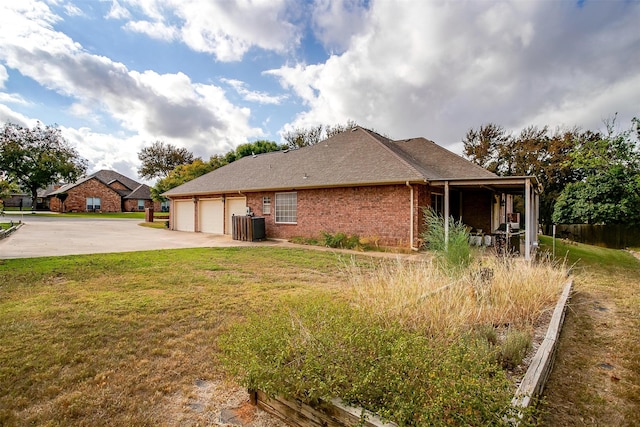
[0,214,421,260]
[0,216,284,259]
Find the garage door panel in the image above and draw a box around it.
[199,199,223,234]
[174,201,195,232]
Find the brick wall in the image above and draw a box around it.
[50,178,123,212]
[246,184,422,247]
[461,190,493,232]
[123,199,160,212]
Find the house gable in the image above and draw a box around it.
[47,169,152,213]
[51,177,123,212]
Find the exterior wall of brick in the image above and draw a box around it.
[168,185,496,249]
[50,178,122,212]
[123,198,159,212]
[461,190,493,232]
[109,181,129,191]
[245,184,419,247]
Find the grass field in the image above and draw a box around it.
[1,238,638,426]
[539,236,640,426]
[0,247,348,426]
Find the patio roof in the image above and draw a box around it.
[429,176,542,194]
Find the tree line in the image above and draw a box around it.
[463,115,640,225]
[2,117,639,226]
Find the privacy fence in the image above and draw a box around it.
[543,224,640,249]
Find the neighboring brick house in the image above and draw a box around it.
[47,170,160,213]
[163,127,541,258]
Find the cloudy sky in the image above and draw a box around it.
[1,0,638,184]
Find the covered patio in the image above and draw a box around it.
[429,176,542,260]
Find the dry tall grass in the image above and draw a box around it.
[348,256,568,339]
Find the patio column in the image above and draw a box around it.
[444,181,450,249]
[524,178,531,260]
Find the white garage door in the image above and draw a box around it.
[199,199,224,234]
[174,200,195,232]
[225,197,247,235]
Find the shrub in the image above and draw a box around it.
[421,208,472,274]
[497,329,533,370]
[219,295,524,426]
[321,231,362,250]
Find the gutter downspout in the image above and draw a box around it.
[406,182,419,251]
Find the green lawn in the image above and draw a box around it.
[538,235,640,426]
[1,240,638,426]
[0,247,351,426]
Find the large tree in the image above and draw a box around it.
[283,120,358,149]
[463,123,601,224]
[552,116,640,224]
[137,141,195,180]
[151,140,284,200]
[0,122,87,209]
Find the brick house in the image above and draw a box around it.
[47,170,161,213]
[163,127,541,258]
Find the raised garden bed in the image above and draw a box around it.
[245,278,574,427]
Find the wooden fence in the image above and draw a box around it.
[543,224,640,249]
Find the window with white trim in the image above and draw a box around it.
[431,193,443,216]
[138,199,145,210]
[262,196,271,215]
[86,197,101,211]
[275,192,297,224]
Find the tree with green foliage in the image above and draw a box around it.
[151,159,217,201]
[137,141,195,180]
[552,116,640,224]
[151,140,284,200]
[283,120,358,149]
[224,140,286,163]
[0,122,87,209]
[0,178,19,211]
[463,122,601,224]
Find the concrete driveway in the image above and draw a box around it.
[0,214,284,259]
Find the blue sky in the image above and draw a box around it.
[1,0,639,184]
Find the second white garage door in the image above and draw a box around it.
[199,199,224,234]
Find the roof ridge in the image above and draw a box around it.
[356,129,426,181]
[407,137,498,177]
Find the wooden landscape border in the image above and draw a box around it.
[250,278,574,427]
[511,278,574,409]
[249,390,398,427]
[0,222,22,240]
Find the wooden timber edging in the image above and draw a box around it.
[249,279,574,427]
[0,222,22,240]
[250,390,398,427]
[511,278,574,410]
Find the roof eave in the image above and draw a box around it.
[163,179,427,198]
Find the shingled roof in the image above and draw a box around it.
[50,170,146,197]
[163,127,497,197]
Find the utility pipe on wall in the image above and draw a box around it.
[406,182,419,251]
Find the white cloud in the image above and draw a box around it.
[0,0,264,177]
[271,0,640,147]
[118,0,302,61]
[62,2,83,16]
[222,78,287,105]
[124,19,178,41]
[311,0,370,53]
[106,0,132,20]
[0,64,7,89]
